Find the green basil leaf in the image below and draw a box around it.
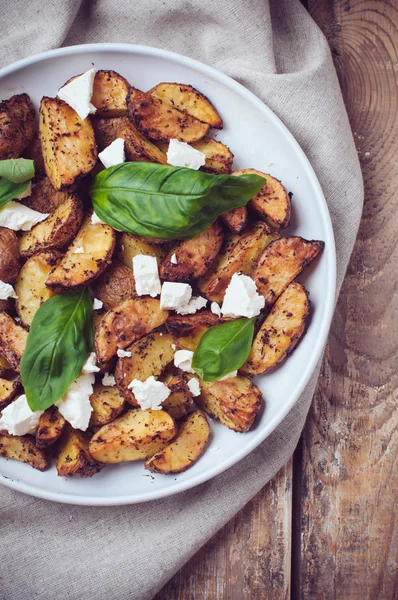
[0,178,30,209]
[192,317,256,382]
[0,158,34,183]
[90,162,266,240]
[20,289,94,412]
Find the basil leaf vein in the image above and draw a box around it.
[0,158,34,183]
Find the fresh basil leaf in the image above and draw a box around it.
[0,178,30,209]
[91,162,266,240]
[192,317,256,382]
[20,289,94,412]
[0,158,34,183]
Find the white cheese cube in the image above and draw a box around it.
[127,376,170,410]
[0,281,18,300]
[174,349,195,373]
[0,394,44,436]
[98,138,125,169]
[160,281,192,310]
[133,255,161,298]
[167,139,206,170]
[0,201,49,231]
[221,273,265,318]
[57,68,97,120]
[187,377,201,397]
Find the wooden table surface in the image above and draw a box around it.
[155,1,398,598]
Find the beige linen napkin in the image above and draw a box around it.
[0,1,363,599]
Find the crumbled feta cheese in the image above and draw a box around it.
[0,394,43,436]
[174,349,195,373]
[171,343,176,351]
[14,181,32,200]
[91,212,106,225]
[102,372,116,387]
[133,255,161,298]
[74,246,85,254]
[0,201,49,231]
[57,68,97,120]
[217,370,238,381]
[210,302,221,316]
[176,295,207,315]
[93,298,103,310]
[82,352,100,374]
[56,373,94,431]
[98,138,125,169]
[187,377,201,397]
[160,282,192,310]
[117,348,131,358]
[127,376,170,410]
[170,253,178,264]
[221,273,265,318]
[0,281,17,300]
[167,139,206,170]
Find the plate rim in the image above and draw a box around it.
[0,43,336,505]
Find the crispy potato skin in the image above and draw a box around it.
[118,233,167,268]
[0,228,20,284]
[220,207,248,234]
[166,310,221,351]
[198,221,279,304]
[89,409,177,463]
[92,260,136,311]
[93,116,167,164]
[242,282,310,375]
[0,313,28,372]
[39,97,97,189]
[253,236,324,308]
[115,332,175,405]
[95,297,169,363]
[128,87,209,143]
[0,93,36,159]
[54,425,104,478]
[45,217,116,293]
[160,222,223,283]
[160,370,194,420]
[23,137,46,177]
[145,410,210,474]
[0,378,21,411]
[0,433,49,471]
[22,177,72,214]
[149,83,223,129]
[196,376,262,432]
[35,406,66,449]
[89,383,125,427]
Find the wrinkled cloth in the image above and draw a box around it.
[0,1,363,599]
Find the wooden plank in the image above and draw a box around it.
[154,458,293,600]
[296,1,398,598]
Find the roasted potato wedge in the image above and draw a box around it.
[233,169,291,230]
[115,332,175,405]
[92,259,136,311]
[23,137,45,177]
[0,93,36,159]
[89,383,125,427]
[160,370,194,420]
[196,376,262,432]
[22,176,72,214]
[54,425,104,478]
[95,297,169,363]
[89,408,177,463]
[166,310,221,351]
[145,410,210,474]
[118,232,167,268]
[220,207,248,235]
[253,236,324,308]
[35,406,66,449]
[242,282,310,375]
[0,355,13,378]
[0,228,20,284]
[93,116,167,164]
[15,250,61,328]
[160,222,223,282]
[45,216,116,292]
[0,313,28,372]
[149,83,222,129]
[39,96,97,189]
[128,87,209,143]
[0,433,49,471]
[192,137,233,172]
[0,378,20,411]
[91,69,130,117]
[198,221,279,304]
[19,194,84,258]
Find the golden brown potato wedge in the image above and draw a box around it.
[115,332,175,405]
[160,370,194,420]
[39,96,97,189]
[118,232,167,268]
[0,228,20,284]
[166,310,221,351]
[160,222,223,283]
[0,355,13,379]
[0,378,20,411]
[15,250,61,328]
[0,433,49,471]
[220,207,248,235]
[19,194,84,258]
[192,137,233,172]
[91,70,130,117]
[93,116,167,164]
[242,282,310,375]
[196,376,262,432]
[145,410,210,474]
[198,221,279,304]
[149,83,222,129]
[128,87,210,143]
[46,216,116,293]
[92,259,136,311]
[0,93,36,159]
[22,176,72,214]
[54,425,104,478]
[0,313,28,372]
[89,408,177,463]
[35,406,66,449]
[95,297,169,364]
[89,383,125,427]
[253,236,324,308]
[23,137,45,177]
[233,169,291,230]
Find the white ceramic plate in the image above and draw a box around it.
[0,44,336,505]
